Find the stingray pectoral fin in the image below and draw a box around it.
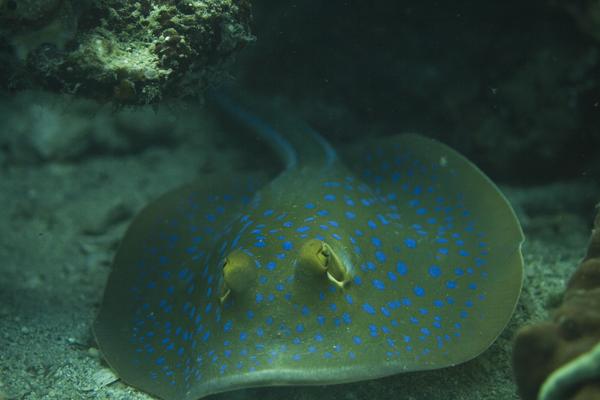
[93,172,268,400]
[343,133,524,365]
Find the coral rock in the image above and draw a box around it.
[513,204,600,400]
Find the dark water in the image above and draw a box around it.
[238,0,599,185]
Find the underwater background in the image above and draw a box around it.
[0,0,599,399]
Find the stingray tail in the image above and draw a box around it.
[207,89,337,170]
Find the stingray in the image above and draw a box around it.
[93,92,524,400]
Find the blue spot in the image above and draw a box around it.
[266,261,277,271]
[297,226,310,233]
[332,233,342,241]
[305,202,316,209]
[255,240,266,248]
[446,280,457,289]
[266,316,274,326]
[438,248,449,255]
[345,211,356,220]
[354,276,363,285]
[156,356,166,366]
[372,279,385,291]
[263,209,274,217]
[293,354,301,361]
[240,332,248,341]
[375,250,386,263]
[371,237,382,247]
[345,294,354,304]
[459,249,470,257]
[283,221,293,228]
[246,310,255,320]
[380,306,391,317]
[387,271,397,281]
[368,220,377,229]
[362,303,376,315]
[315,333,324,342]
[342,312,352,324]
[224,320,233,332]
[368,324,379,337]
[413,286,425,297]
[317,315,326,325]
[434,299,444,307]
[282,241,293,251]
[317,209,330,216]
[396,261,408,276]
[255,293,264,303]
[428,265,442,278]
[324,194,336,201]
[405,238,417,248]
[296,323,305,333]
[353,336,362,344]
[329,303,338,312]
[377,214,390,225]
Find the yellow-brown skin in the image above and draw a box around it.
[220,249,257,303]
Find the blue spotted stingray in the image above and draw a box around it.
[94,92,524,400]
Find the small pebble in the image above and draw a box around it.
[88,347,100,358]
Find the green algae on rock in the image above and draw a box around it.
[0,0,253,105]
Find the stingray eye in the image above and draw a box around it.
[296,239,351,288]
[219,249,256,303]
